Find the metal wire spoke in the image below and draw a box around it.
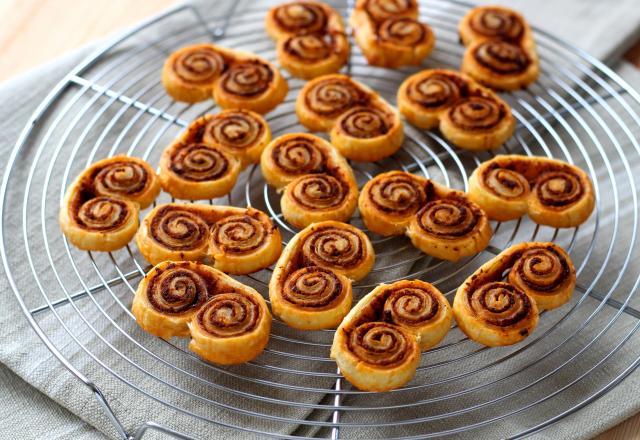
[1,1,640,439]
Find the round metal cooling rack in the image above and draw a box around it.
[3,0,640,439]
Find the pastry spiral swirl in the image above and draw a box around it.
[453,242,576,346]
[136,204,282,274]
[384,287,439,325]
[459,5,538,90]
[404,72,469,110]
[271,135,326,176]
[447,96,505,131]
[331,279,450,391]
[363,0,417,22]
[367,172,426,217]
[60,156,160,251]
[288,174,346,210]
[283,34,333,61]
[483,165,529,199]
[133,261,272,363]
[302,226,367,270]
[270,221,373,330]
[415,198,481,239]
[211,214,268,255]
[93,160,149,197]
[146,265,210,314]
[220,60,273,97]
[378,18,429,46]
[534,171,584,207]
[172,46,227,85]
[163,43,288,111]
[202,111,266,152]
[150,206,208,251]
[75,197,131,232]
[398,69,515,149]
[467,282,532,327]
[360,171,492,260]
[168,144,230,182]
[338,107,390,139]
[282,266,345,308]
[468,155,595,227]
[469,7,525,42]
[195,292,261,338]
[473,41,530,75]
[350,0,433,68]
[348,322,414,367]
[304,77,367,118]
[272,2,328,35]
[262,133,358,228]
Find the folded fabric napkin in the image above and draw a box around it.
[1,1,640,439]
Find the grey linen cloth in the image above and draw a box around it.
[1,0,640,439]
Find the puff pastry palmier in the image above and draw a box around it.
[132,261,271,364]
[349,0,435,68]
[397,69,515,150]
[163,43,288,113]
[269,221,374,330]
[266,1,349,79]
[135,203,282,274]
[459,6,539,90]
[160,110,271,200]
[59,156,161,251]
[260,133,358,228]
[331,279,451,391]
[296,74,404,161]
[453,242,575,346]
[359,170,492,261]
[468,155,595,228]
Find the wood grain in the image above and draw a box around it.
[0,1,639,439]
[0,0,175,82]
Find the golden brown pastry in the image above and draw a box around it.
[349,0,435,68]
[359,170,492,261]
[269,221,375,330]
[459,6,539,90]
[453,242,576,346]
[468,155,595,228]
[296,74,404,161]
[59,156,161,251]
[266,1,349,79]
[260,133,358,228]
[132,261,271,364]
[397,69,515,150]
[159,110,271,200]
[163,43,288,113]
[331,279,452,391]
[135,203,282,274]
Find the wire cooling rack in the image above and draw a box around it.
[3,0,640,438]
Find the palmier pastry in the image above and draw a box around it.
[349,0,435,68]
[163,43,288,113]
[132,261,271,364]
[397,69,515,150]
[59,156,161,251]
[135,203,282,274]
[331,279,451,391]
[296,74,404,161]
[453,242,576,346]
[359,170,492,261]
[260,133,358,228]
[468,155,595,228]
[160,110,271,200]
[266,1,349,79]
[269,221,374,330]
[459,6,539,90]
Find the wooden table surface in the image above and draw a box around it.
[0,1,639,439]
